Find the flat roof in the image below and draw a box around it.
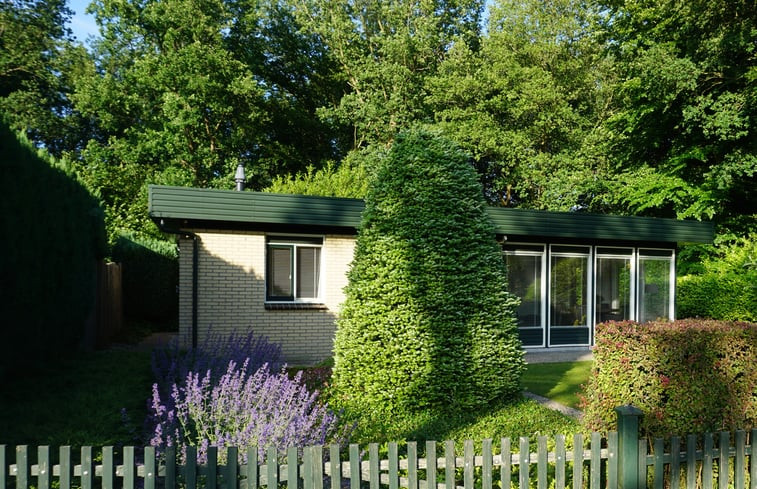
[148,185,714,244]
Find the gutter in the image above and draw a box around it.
[158,219,199,349]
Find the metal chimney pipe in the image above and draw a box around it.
[234,163,245,191]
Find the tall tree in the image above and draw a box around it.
[293,0,484,147]
[426,0,615,210]
[0,0,88,154]
[598,0,757,234]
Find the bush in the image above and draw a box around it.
[0,120,106,376]
[331,129,524,418]
[677,236,757,321]
[581,320,757,438]
[149,330,342,463]
[111,232,178,324]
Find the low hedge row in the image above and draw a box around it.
[581,320,757,438]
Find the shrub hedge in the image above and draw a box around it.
[0,120,106,376]
[581,320,757,438]
[331,129,524,418]
[111,232,178,324]
[676,236,757,322]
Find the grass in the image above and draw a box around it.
[0,349,152,447]
[0,350,582,450]
[521,361,593,409]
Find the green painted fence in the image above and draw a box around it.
[1,408,754,489]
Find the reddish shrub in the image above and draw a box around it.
[581,319,757,437]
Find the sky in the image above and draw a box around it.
[67,0,100,46]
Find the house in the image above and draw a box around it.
[148,184,714,365]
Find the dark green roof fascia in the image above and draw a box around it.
[148,185,714,244]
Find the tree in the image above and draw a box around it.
[425,0,615,210]
[597,0,757,235]
[293,0,484,147]
[0,0,89,154]
[331,128,524,418]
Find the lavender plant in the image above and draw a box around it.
[150,359,341,464]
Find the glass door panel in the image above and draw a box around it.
[638,255,673,322]
[549,249,591,346]
[505,251,545,347]
[595,256,632,323]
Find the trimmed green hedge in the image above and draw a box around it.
[677,236,757,322]
[0,120,106,376]
[111,232,178,324]
[581,320,757,437]
[331,129,524,418]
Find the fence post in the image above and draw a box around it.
[615,405,643,489]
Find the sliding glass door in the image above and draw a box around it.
[549,246,591,346]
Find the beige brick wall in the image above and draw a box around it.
[178,231,355,365]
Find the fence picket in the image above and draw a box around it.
[555,435,566,489]
[537,436,547,489]
[638,438,647,489]
[426,441,437,489]
[166,446,177,489]
[0,445,5,489]
[145,446,157,489]
[102,446,114,489]
[81,446,92,489]
[59,446,71,489]
[288,446,299,489]
[207,446,218,489]
[227,447,239,489]
[703,433,714,489]
[482,439,493,489]
[607,431,618,489]
[444,440,455,489]
[124,445,136,489]
[266,447,277,489]
[369,443,379,489]
[590,433,601,489]
[464,440,474,489]
[519,437,529,489]
[37,446,50,489]
[388,442,399,489]
[501,438,511,489]
[329,444,341,489]
[312,445,324,489]
[246,448,257,489]
[15,445,27,489]
[686,435,697,489]
[750,429,756,489]
[719,432,729,489]
[186,446,197,489]
[349,444,360,489]
[670,436,680,489]
[408,441,418,489]
[735,431,745,489]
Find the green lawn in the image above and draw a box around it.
[0,350,582,449]
[0,350,152,447]
[521,361,594,409]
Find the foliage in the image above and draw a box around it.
[149,359,342,463]
[111,232,179,323]
[597,0,757,233]
[677,236,757,321]
[522,361,593,409]
[0,350,152,448]
[331,128,524,418]
[581,320,757,438]
[427,0,616,210]
[150,330,339,463]
[265,148,376,198]
[0,120,106,377]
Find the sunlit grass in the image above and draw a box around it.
[521,361,593,409]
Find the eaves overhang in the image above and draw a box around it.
[148,185,715,245]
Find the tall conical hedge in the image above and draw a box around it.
[331,129,524,417]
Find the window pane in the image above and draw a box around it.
[639,257,671,322]
[596,257,631,323]
[296,247,320,298]
[506,254,542,328]
[268,246,292,298]
[550,256,588,327]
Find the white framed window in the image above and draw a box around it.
[504,243,547,348]
[637,248,675,322]
[548,245,592,346]
[594,247,635,324]
[266,236,323,303]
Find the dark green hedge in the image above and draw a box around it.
[0,120,106,375]
[111,232,178,323]
[331,129,524,417]
[581,320,757,437]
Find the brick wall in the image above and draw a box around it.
[178,231,355,365]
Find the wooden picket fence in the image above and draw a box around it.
[1,409,755,489]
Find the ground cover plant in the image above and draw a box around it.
[332,129,524,419]
[581,319,757,438]
[522,361,593,409]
